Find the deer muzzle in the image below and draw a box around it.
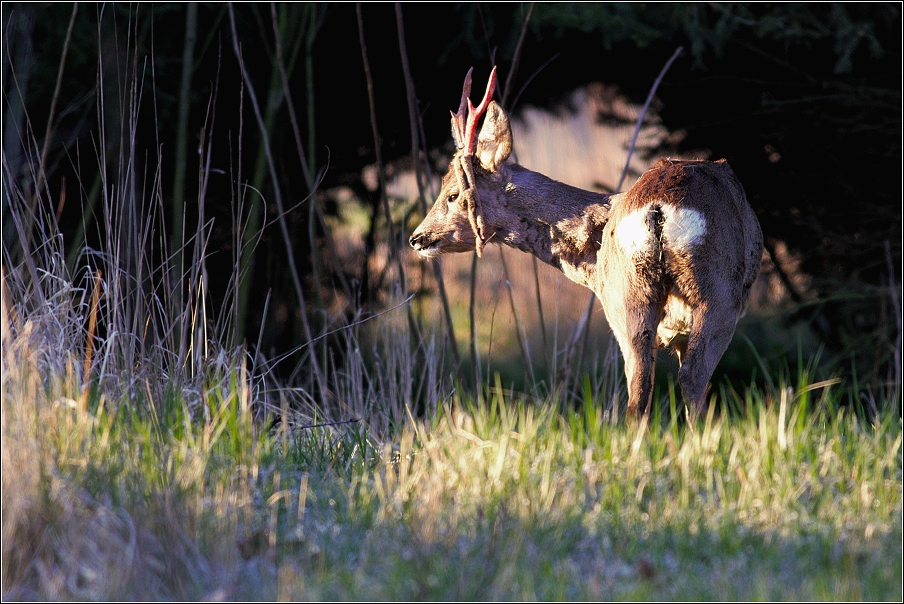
[409,232,441,258]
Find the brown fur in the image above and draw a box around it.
[410,100,763,419]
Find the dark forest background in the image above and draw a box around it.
[3,2,901,396]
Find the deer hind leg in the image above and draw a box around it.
[605,293,666,419]
[678,303,739,419]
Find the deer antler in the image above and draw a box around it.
[450,67,497,257]
[450,66,497,156]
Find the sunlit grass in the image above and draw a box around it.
[4,312,901,600]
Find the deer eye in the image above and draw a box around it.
[447,193,459,204]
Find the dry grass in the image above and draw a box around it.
[5,304,900,599]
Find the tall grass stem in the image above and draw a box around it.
[395,2,462,374]
[227,3,328,401]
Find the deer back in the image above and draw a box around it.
[599,158,762,326]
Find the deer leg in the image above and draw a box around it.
[678,304,739,419]
[599,260,667,419]
[616,300,664,419]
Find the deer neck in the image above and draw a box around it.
[489,164,611,288]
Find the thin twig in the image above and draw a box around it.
[257,294,417,371]
[500,2,534,108]
[270,3,313,191]
[617,46,684,191]
[763,239,804,303]
[499,250,537,389]
[227,3,328,401]
[271,3,351,301]
[509,53,559,115]
[468,2,539,392]
[531,254,552,385]
[356,3,405,294]
[170,2,197,260]
[39,3,79,208]
[395,2,462,372]
[469,251,481,390]
[562,46,685,398]
[357,4,429,403]
[505,4,548,389]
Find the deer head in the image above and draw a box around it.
[410,67,513,258]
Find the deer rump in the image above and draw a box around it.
[596,158,761,413]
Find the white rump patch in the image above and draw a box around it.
[615,203,707,256]
[615,207,653,256]
[661,206,706,249]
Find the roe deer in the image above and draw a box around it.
[409,67,763,418]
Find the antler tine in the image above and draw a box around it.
[463,66,497,155]
[470,66,497,122]
[458,67,473,117]
[451,67,473,150]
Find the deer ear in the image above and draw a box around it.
[476,101,512,172]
